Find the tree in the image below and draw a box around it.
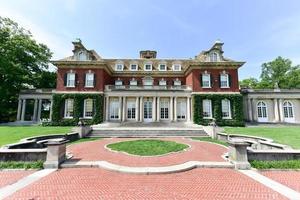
[0,17,53,122]
[33,70,56,89]
[239,77,259,89]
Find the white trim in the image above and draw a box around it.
[283,101,295,122]
[83,99,93,119]
[66,73,75,88]
[172,64,181,71]
[64,99,74,119]
[130,64,138,71]
[221,99,232,119]
[85,72,94,88]
[202,73,211,88]
[54,91,103,94]
[202,99,212,119]
[159,64,167,71]
[115,63,124,71]
[220,73,229,88]
[257,101,268,122]
[144,63,152,71]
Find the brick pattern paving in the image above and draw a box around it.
[261,171,300,192]
[68,137,227,167]
[0,170,35,188]
[7,168,286,200]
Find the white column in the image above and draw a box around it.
[33,99,38,121]
[187,97,191,122]
[251,98,256,121]
[153,97,156,122]
[174,97,177,122]
[122,96,126,122]
[139,97,143,122]
[157,97,160,122]
[49,98,53,121]
[17,99,22,121]
[37,99,42,122]
[170,97,173,122]
[135,97,139,122]
[105,96,109,121]
[247,98,253,121]
[273,98,279,122]
[118,97,122,122]
[21,99,26,121]
[278,99,284,122]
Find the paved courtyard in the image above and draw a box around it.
[261,171,300,192]
[67,137,227,167]
[0,170,36,188]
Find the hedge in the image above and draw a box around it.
[44,93,103,126]
[193,94,244,126]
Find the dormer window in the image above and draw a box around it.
[115,63,124,71]
[78,51,87,61]
[144,64,152,71]
[174,79,181,86]
[159,79,167,86]
[172,64,181,71]
[130,78,137,86]
[130,64,138,71]
[209,52,218,62]
[159,64,167,71]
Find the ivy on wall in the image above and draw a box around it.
[193,94,244,126]
[46,93,103,126]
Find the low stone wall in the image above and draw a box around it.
[248,149,300,161]
[0,148,47,162]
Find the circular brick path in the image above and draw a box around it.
[67,137,227,167]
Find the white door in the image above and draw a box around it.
[127,101,136,120]
[160,99,169,120]
[257,101,268,122]
[110,100,119,120]
[143,98,152,122]
[283,101,295,123]
[176,99,186,120]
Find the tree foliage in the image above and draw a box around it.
[0,17,53,122]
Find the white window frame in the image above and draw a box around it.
[127,100,136,120]
[221,99,231,119]
[115,80,123,86]
[159,79,167,86]
[209,52,218,62]
[203,99,212,119]
[110,99,119,120]
[130,79,137,86]
[174,79,181,86]
[202,74,211,88]
[64,99,74,119]
[220,74,229,88]
[283,101,295,122]
[144,64,152,71]
[172,64,181,71]
[85,73,94,88]
[66,73,75,88]
[159,64,167,71]
[176,99,186,120]
[257,101,268,122]
[130,64,138,71]
[83,99,93,119]
[115,63,124,71]
[160,99,169,120]
[78,51,87,61]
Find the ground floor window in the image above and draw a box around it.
[127,101,136,119]
[202,99,212,118]
[283,101,294,118]
[257,101,267,118]
[110,99,119,119]
[144,98,152,120]
[84,99,94,118]
[160,99,169,119]
[176,99,186,120]
[221,99,231,119]
[64,99,74,118]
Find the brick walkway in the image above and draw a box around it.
[0,170,36,188]
[6,168,286,200]
[67,138,227,167]
[261,171,300,192]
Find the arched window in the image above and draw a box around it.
[283,101,294,118]
[78,51,87,61]
[257,101,267,121]
[209,52,218,62]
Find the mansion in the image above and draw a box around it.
[16,40,300,125]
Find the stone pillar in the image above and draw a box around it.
[105,96,109,121]
[118,97,122,122]
[278,99,284,122]
[228,139,251,170]
[37,99,42,122]
[187,97,191,122]
[21,99,26,121]
[170,97,173,122]
[153,97,156,122]
[135,97,139,122]
[251,98,256,121]
[273,98,279,122]
[247,98,253,121]
[49,98,53,121]
[122,96,126,122]
[157,97,160,122]
[139,97,143,122]
[17,99,22,121]
[174,97,177,122]
[33,99,38,121]
[43,138,68,169]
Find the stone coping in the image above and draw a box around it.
[0,148,47,153]
[248,149,300,154]
[61,160,234,174]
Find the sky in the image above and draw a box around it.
[1,0,300,79]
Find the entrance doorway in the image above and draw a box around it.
[143,98,152,122]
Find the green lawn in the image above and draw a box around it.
[107,139,189,156]
[0,126,72,147]
[224,126,300,149]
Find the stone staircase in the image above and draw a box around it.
[88,122,208,137]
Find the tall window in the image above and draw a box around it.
[127,101,136,119]
[172,64,181,71]
[220,74,229,88]
[202,74,211,88]
[144,64,152,71]
[257,101,267,118]
[203,99,212,118]
[64,99,74,118]
[110,99,119,119]
[176,99,186,120]
[130,64,138,71]
[159,64,166,71]
[209,52,218,62]
[221,99,231,119]
[115,64,124,71]
[85,73,94,87]
[283,101,294,118]
[160,99,169,119]
[66,73,75,87]
[84,99,93,118]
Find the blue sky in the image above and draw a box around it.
[1,0,300,79]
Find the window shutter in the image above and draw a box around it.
[200,74,203,87]
[93,73,96,87]
[228,74,231,87]
[81,99,84,118]
[218,74,221,88]
[210,74,213,87]
[64,73,67,86]
[211,100,214,118]
[83,73,86,87]
[75,73,78,86]
[60,100,65,118]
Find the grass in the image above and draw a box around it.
[250,160,300,169]
[107,139,189,156]
[0,126,72,147]
[191,137,228,147]
[0,160,44,169]
[68,137,101,145]
[224,126,300,149]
